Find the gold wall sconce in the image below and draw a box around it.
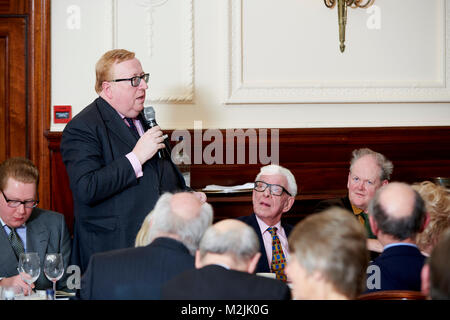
[324,0,375,52]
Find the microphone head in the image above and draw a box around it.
[143,106,155,121]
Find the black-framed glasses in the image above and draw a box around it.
[253,181,292,197]
[1,190,39,208]
[109,73,149,87]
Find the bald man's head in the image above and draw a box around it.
[198,219,260,265]
[378,182,416,219]
[369,182,426,241]
[139,192,213,254]
[171,192,203,220]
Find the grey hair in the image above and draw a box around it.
[255,164,298,196]
[350,148,394,181]
[198,223,260,263]
[135,192,213,255]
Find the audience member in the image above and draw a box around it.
[237,164,297,280]
[365,182,427,292]
[315,148,393,253]
[0,157,71,294]
[79,192,213,300]
[162,219,291,300]
[286,207,368,300]
[421,228,450,300]
[60,49,198,273]
[412,181,450,256]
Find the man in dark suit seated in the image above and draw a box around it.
[315,148,393,254]
[237,164,297,281]
[286,207,369,300]
[0,157,71,295]
[365,182,428,293]
[162,219,291,300]
[421,228,450,300]
[79,192,213,300]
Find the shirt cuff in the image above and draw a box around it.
[126,152,143,178]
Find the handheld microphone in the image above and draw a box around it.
[142,106,171,159]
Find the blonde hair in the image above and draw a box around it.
[95,49,135,94]
[135,210,154,247]
[0,157,39,190]
[412,181,450,254]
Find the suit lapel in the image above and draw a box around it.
[0,228,20,276]
[250,213,270,272]
[26,211,49,260]
[96,97,138,149]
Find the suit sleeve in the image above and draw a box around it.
[57,214,72,291]
[79,256,95,300]
[61,118,137,206]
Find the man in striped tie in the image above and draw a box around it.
[237,164,297,281]
[0,157,71,294]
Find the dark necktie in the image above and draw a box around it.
[9,228,25,260]
[360,212,376,238]
[124,117,140,140]
[267,227,287,282]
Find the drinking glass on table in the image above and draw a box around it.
[44,253,64,299]
[18,252,40,296]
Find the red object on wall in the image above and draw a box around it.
[53,105,72,123]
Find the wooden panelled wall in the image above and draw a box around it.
[46,127,450,232]
[0,0,51,208]
[2,1,449,233]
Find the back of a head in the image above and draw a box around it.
[255,164,298,196]
[198,219,260,267]
[413,181,450,253]
[428,228,450,300]
[288,207,368,299]
[95,49,135,94]
[350,148,393,181]
[0,157,39,189]
[369,182,426,241]
[135,192,213,254]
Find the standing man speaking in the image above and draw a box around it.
[61,49,198,272]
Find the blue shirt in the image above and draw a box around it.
[383,243,418,251]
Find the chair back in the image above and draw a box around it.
[358,290,427,300]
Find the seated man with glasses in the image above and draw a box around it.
[0,157,71,295]
[237,164,297,281]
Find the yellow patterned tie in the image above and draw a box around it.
[267,227,287,282]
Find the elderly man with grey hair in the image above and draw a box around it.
[237,164,297,280]
[79,192,213,300]
[162,219,291,300]
[315,148,394,254]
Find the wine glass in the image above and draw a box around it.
[18,252,41,296]
[43,253,64,299]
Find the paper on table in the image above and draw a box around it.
[202,182,254,193]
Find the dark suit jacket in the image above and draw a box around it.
[60,97,186,272]
[162,264,291,300]
[314,195,353,213]
[315,195,377,240]
[80,237,195,300]
[365,245,426,293]
[236,213,293,273]
[0,208,72,290]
